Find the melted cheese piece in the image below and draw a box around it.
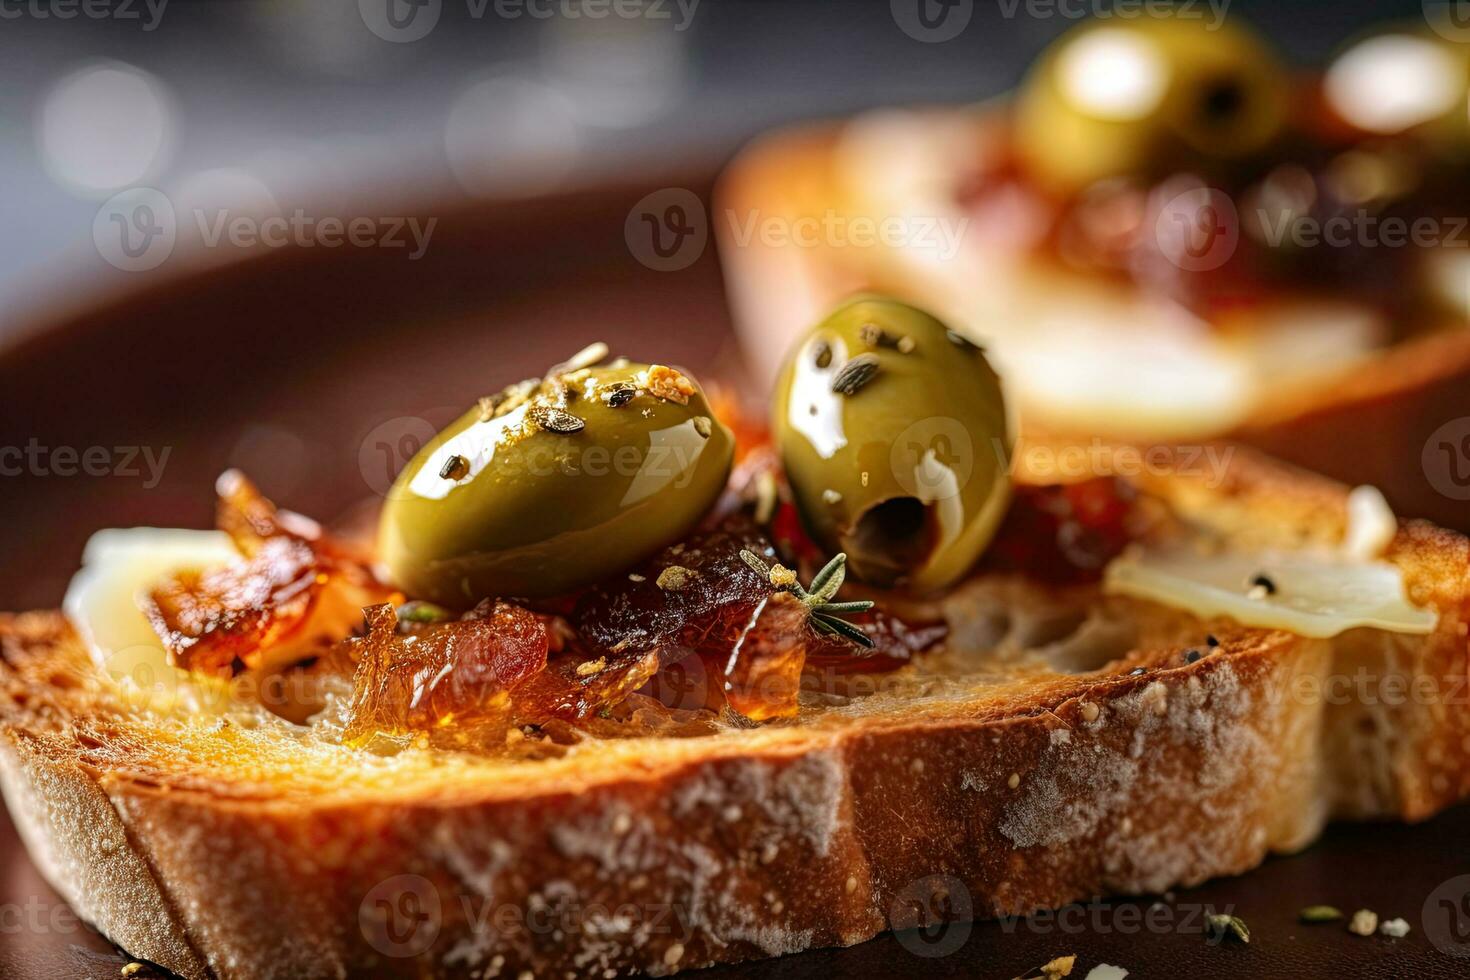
[1103,547,1437,638]
[62,528,239,711]
[1343,485,1397,561]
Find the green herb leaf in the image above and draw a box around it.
[813,600,874,614]
[806,553,847,604]
[739,549,771,579]
[812,612,874,648]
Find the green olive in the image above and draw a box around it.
[379,355,734,604]
[1016,16,1287,194]
[1324,26,1470,159]
[772,296,1012,593]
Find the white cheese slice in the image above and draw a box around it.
[1103,547,1437,638]
[62,528,239,707]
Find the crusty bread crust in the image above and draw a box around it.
[2,444,1469,978]
[715,115,1470,531]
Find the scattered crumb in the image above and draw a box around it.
[1083,966,1128,980]
[642,365,694,404]
[1041,954,1076,977]
[1079,702,1100,723]
[656,565,697,591]
[822,488,843,505]
[663,943,685,966]
[1380,917,1410,938]
[575,658,607,678]
[1206,913,1250,943]
[1008,772,1021,789]
[611,813,632,835]
[846,875,858,894]
[722,805,742,822]
[627,573,645,582]
[693,416,713,438]
[1348,909,1378,936]
[768,564,798,588]
[120,966,144,978]
[761,842,779,864]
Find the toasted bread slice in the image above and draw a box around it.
[2,442,1468,979]
[715,112,1470,531]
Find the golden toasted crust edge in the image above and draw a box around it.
[2,615,1332,979]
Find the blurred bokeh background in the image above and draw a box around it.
[0,0,1433,329]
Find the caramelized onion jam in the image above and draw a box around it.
[148,432,1140,753]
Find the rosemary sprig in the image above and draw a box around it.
[739,550,875,648]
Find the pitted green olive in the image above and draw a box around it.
[379,354,734,604]
[772,297,1012,593]
[1016,17,1287,193]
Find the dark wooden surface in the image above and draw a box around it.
[2,177,1468,978]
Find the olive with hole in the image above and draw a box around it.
[772,296,1012,592]
[379,353,734,604]
[1015,16,1287,193]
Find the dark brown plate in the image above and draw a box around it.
[1,175,1467,978]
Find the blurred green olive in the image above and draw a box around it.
[772,296,1012,593]
[1324,26,1470,159]
[380,353,734,604]
[1016,16,1287,194]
